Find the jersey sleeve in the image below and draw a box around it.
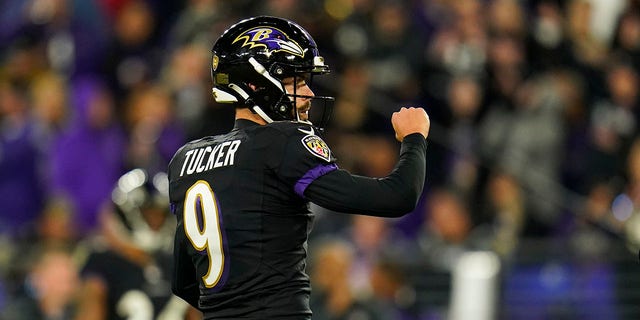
[274,126,338,197]
[303,133,427,217]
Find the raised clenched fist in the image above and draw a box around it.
[391,107,430,142]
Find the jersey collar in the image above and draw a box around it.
[233,119,262,130]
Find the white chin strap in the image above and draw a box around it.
[213,57,311,125]
[224,83,274,123]
[251,105,275,123]
[248,57,312,125]
[248,57,283,89]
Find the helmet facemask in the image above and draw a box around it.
[251,58,333,127]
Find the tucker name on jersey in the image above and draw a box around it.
[179,139,241,177]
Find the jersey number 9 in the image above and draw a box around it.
[183,180,226,288]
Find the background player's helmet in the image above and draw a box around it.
[111,168,173,253]
[211,16,333,125]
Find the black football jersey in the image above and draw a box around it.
[168,119,338,319]
[169,119,428,319]
[81,248,183,320]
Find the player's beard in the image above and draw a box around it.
[297,101,311,121]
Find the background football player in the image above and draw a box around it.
[75,169,200,320]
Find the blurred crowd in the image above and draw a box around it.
[2,0,640,319]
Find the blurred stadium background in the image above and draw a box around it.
[1,0,640,319]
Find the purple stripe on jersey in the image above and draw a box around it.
[294,163,338,197]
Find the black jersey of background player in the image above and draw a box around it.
[81,248,178,320]
[169,119,338,318]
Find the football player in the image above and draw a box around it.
[75,169,200,320]
[169,16,430,319]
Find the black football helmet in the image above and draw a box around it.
[211,16,333,127]
[110,169,173,253]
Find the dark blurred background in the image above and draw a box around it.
[1,0,640,319]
